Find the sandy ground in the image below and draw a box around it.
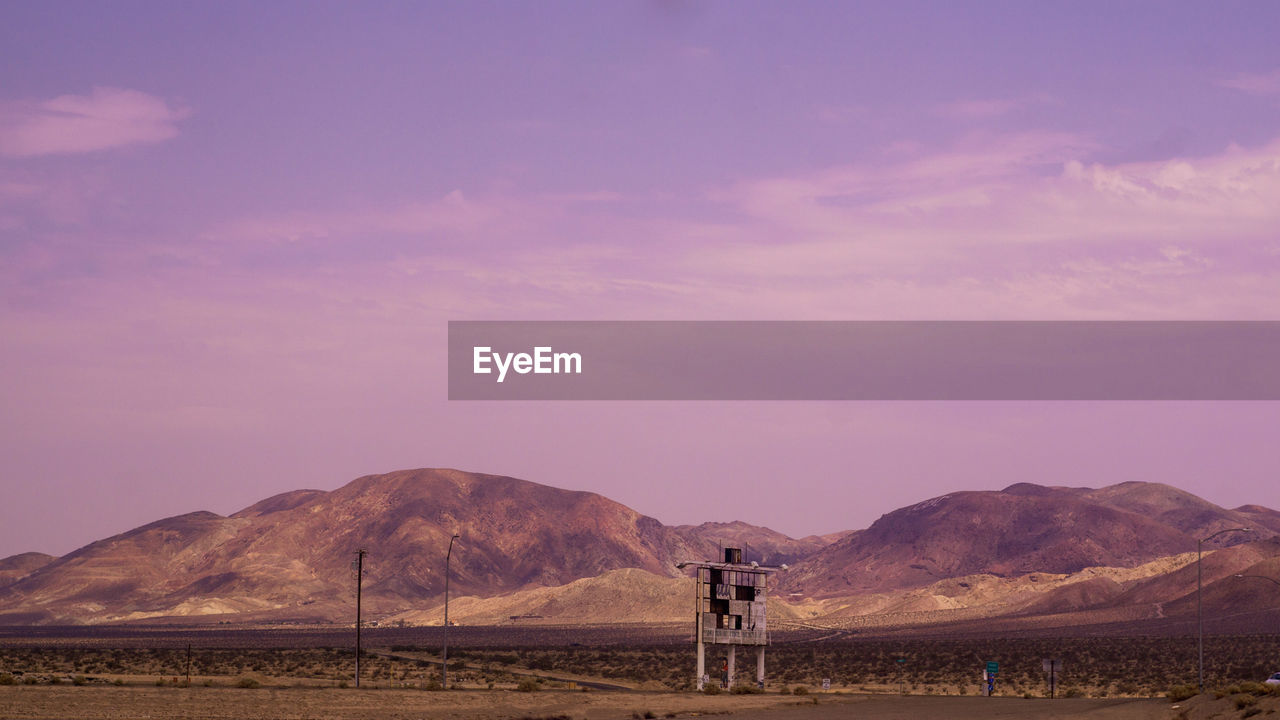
[0,686,1176,720]
[1,686,795,720]
[735,696,1172,719]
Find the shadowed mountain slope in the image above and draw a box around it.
[781,483,1203,598]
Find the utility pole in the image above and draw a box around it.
[355,548,367,688]
[443,533,460,689]
[185,643,192,686]
[1198,528,1251,691]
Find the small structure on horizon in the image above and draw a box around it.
[677,547,785,690]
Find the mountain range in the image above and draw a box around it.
[2,468,1278,633]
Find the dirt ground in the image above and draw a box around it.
[0,686,1176,720]
[735,696,1172,719]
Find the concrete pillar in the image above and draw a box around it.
[695,639,705,691]
[727,645,736,688]
[756,646,765,685]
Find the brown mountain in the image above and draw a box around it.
[1233,504,1280,535]
[668,521,831,566]
[780,482,1202,598]
[0,468,831,625]
[3,472,1277,630]
[1069,482,1276,543]
[1181,550,1280,617]
[1105,537,1280,613]
[0,552,56,590]
[986,538,1280,635]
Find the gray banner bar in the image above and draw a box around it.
[448,321,1280,400]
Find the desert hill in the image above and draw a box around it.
[0,468,830,625]
[668,521,830,566]
[2,470,1279,633]
[0,552,56,590]
[1070,481,1280,540]
[779,483,1213,599]
[383,568,735,627]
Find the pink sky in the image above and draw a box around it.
[2,2,1280,556]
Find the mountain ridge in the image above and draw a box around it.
[0,468,837,625]
[2,469,1278,631]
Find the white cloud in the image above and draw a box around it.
[719,134,1280,248]
[0,87,190,157]
[12,130,1279,328]
[1219,68,1280,97]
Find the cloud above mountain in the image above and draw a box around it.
[0,87,189,157]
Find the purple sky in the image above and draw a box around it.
[3,2,1280,557]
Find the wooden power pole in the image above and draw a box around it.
[355,548,367,688]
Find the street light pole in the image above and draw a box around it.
[354,548,367,689]
[1198,527,1252,692]
[1235,574,1280,588]
[443,533,460,690]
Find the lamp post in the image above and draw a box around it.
[354,548,367,688]
[1198,527,1252,691]
[1235,574,1280,588]
[443,533,460,689]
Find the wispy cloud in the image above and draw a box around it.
[8,131,1280,331]
[1219,68,1280,97]
[0,87,190,158]
[935,93,1057,119]
[635,133,1280,319]
[718,133,1279,246]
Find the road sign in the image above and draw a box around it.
[986,661,999,675]
[1043,658,1063,699]
[822,678,831,691]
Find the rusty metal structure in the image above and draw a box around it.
[677,547,785,690]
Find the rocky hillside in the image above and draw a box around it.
[3,471,1277,631]
[0,468,831,624]
[779,482,1265,599]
